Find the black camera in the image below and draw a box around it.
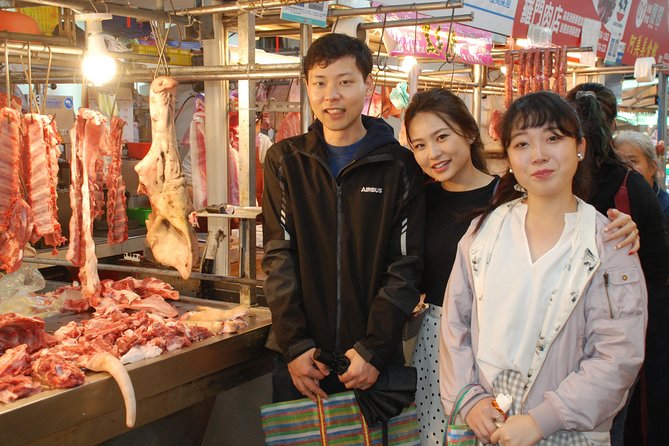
[313,347,350,375]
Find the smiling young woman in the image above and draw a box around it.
[440,92,647,446]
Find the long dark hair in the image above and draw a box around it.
[475,91,591,232]
[404,88,488,173]
[565,82,626,172]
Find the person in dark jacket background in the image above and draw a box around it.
[262,33,424,403]
[567,82,669,446]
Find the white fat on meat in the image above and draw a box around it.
[120,344,163,365]
[180,304,250,334]
[135,77,198,279]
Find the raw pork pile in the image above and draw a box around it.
[135,77,198,280]
[0,282,250,427]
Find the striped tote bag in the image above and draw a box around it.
[260,391,419,445]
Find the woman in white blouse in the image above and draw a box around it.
[439,91,647,446]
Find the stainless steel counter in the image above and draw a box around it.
[0,298,272,446]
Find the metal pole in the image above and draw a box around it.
[357,13,473,30]
[17,0,190,25]
[571,63,664,75]
[256,13,474,37]
[0,31,70,45]
[299,24,312,134]
[255,13,473,37]
[236,11,257,307]
[203,11,231,278]
[174,0,324,15]
[491,46,593,55]
[3,40,161,61]
[10,66,304,83]
[329,1,463,17]
[21,257,264,287]
[658,73,667,191]
[472,64,483,126]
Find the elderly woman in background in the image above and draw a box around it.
[614,131,669,237]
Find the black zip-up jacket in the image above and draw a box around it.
[261,116,425,370]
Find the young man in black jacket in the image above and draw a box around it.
[262,33,425,403]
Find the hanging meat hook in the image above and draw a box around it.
[43,46,53,116]
[4,39,10,109]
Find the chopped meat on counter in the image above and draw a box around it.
[0,313,57,354]
[0,375,41,404]
[0,344,33,377]
[31,350,86,388]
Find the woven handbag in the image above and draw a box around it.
[261,391,419,445]
[445,384,478,446]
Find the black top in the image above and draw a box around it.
[262,115,425,369]
[589,161,669,285]
[422,176,499,306]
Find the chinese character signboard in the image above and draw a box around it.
[372,0,518,36]
[511,0,668,65]
[377,12,494,66]
[621,0,668,64]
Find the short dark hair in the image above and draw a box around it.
[303,33,373,80]
[405,88,488,173]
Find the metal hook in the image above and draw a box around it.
[88,0,100,14]
[42,45,53,114]
[4,39,10,109]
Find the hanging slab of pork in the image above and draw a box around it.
[67,109,108,300]
[24,113,66,250]
[107,116,128,245]
[0,107,35,273]
[135,77,198,279]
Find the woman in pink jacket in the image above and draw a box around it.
[439,91,647,446]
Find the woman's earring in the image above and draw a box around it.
[577,152,584,161]
[508,168,513,174]
[514,183,526,193]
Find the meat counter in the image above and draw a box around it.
[0,297,272,446]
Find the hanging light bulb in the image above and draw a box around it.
[77,13,116,86]
[400,56,418,73]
